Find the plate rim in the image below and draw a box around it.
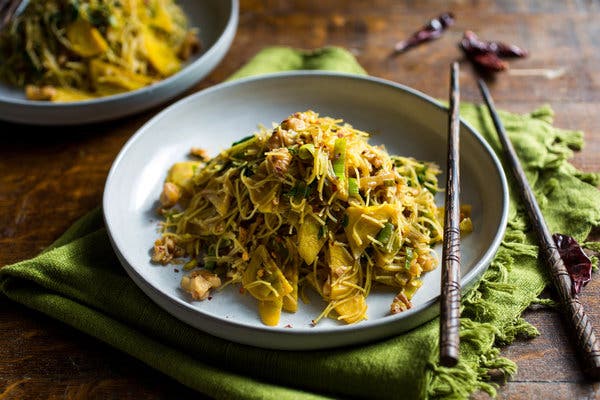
[103,71,509,347]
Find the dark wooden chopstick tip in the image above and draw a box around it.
[440,353,459,368]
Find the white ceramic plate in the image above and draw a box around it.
[103,72,509,350]
[0,0,238,125]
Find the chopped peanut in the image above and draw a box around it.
[361,148,384,169]
[190,147,210,161]
[152,236,184,264]
[418,254,437,272]
[267,128,296,149]
[159,182,182,207]
[265,147,292,177]
[390,292,412,314]
[281,117,306,132]
[181,269,221,300]
[25,85,57,101]
[292,111,317,123]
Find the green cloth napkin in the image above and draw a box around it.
[2,47,600,400]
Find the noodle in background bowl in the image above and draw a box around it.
[0,0,238,125]
[103,72,509,350]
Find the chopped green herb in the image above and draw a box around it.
[67,0,81,21]
[405,248,414,270]
[318,224,328,240]
[376,222,394,245]
[332,138,347,182]
[242,166,255,177]
[86,4,112,27]
[183,259,198,271]
[203,245,217,270]
[348,177,359,197]
[286,180,315,199]
[298,143,315,160]
[287,146,299,156]
[231,135,254,147]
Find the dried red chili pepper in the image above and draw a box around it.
[468,52,509,72]
[488,41,528,58]
[552,233,593,295]
[459,30,527,72]
[393,12,455,54]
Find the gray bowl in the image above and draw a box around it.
[0,0,238,125]
[103,72,509,350]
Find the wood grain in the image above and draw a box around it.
[2,0,600,398]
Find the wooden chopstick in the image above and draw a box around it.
[478,79,600,379]
[439,62,462,367]
[0,0,25,31]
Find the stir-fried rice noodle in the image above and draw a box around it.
[153,111,445,326]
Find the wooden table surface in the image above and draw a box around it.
[2,1,600,398]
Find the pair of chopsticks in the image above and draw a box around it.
[438,62,600,378]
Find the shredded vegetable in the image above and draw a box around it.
[0,0,199,101]
[152,111,444,326]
